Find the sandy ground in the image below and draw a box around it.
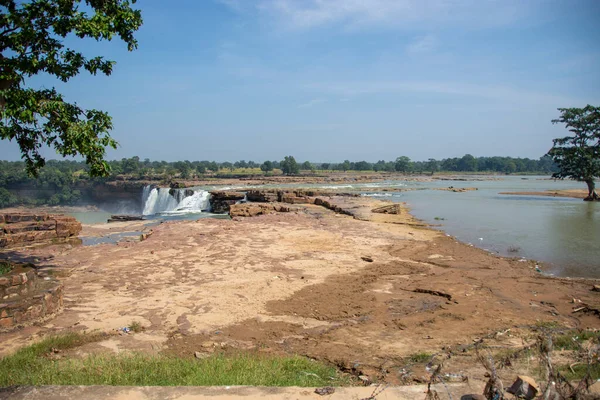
[0,197,599,385]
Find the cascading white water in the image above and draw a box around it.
[141,185,211,215]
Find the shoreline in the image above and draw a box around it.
[499,189,588,200]
[1,195,598,385]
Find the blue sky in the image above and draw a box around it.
[1,0,600,162]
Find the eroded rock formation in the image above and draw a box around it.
[0,213,81,248]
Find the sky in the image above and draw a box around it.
[1,0,600,163]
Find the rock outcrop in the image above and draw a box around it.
[0,263,63,331]
[0,213,81,248]
[209,191,246,214]
[229,203,295,218]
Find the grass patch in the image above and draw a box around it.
[0,261,13,275]
[559,362,600,381]
[533,321,562,330]
[129,321,143,333]
[0,333,347,387]
[434,217,445,221]
[409,352,433,363]
[553,330,600,351]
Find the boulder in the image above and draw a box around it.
[507,375,539,400]
[209,191,246,214]
[53,216,81,238]
[107,215,144,223]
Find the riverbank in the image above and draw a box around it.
[500,189,589,200]
[0,195,598,387]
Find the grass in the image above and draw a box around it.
[0,333,348,387]
[408,352,433,363]
[0,261,12,275]
[434,217,446,221]
[559,362,600,381]
[553,330,600,351]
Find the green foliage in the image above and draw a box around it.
[408,352,432,363]
[260,160,273,172]
[395,156,411,173]
[0,186,18,207]
[280,155,299,175]
[0,261,13,275]
[548,105,600,199]
[301,161,314,171]
[0,152,561,208]
[0,0,143,177]
[0,333,346,387]
[553,330,600,351]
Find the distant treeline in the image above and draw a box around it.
[0,154,557,207]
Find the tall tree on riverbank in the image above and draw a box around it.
[281,156,299,175]
[0,0,143,177]
[547,105,600,201]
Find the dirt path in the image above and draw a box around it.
[0,197,598,384]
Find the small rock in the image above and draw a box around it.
[358,375,370,384]
[507,375,539,400]
[592,285,600,292]
[315,387,335,396]
[361,256,374,262]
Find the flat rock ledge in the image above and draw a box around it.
[0,213,81,249]
[0,264,63,332]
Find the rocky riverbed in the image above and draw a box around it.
[0,195,598,386]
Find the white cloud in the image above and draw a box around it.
[219,0,535,30]
[407,34,438,53]
[298,98,327,108]
[305,80,587,107]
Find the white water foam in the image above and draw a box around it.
[142,186,211,215]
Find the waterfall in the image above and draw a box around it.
[141,185,211,215]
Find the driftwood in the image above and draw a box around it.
[572,304,600,317]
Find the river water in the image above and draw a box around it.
[224,175,599,278]
[383,177,599,278]
[68,176,599,278]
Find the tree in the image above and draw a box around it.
[341,160,350,172]
[395,156,411,173]
[0,0,143,177]
[548,105,600,201]
[301,161,313,171]
[458,154,477,171]
[280,156,299,175]
[260,160,273,173]
[425,158,439,175]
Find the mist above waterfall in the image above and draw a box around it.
[142,186,211,215]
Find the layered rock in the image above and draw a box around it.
[229,203,295,218]
[0,263,63,331]
[0,213,81,248]
[209,191,246,214]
